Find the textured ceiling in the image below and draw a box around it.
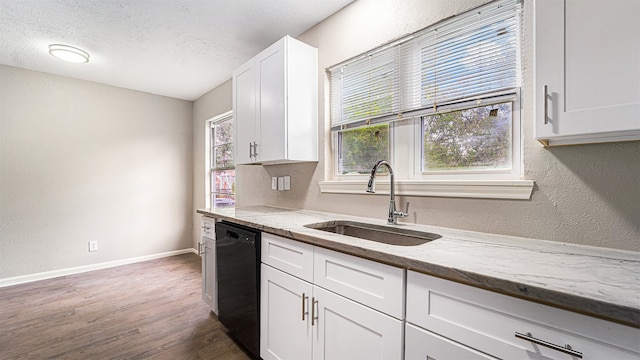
[0,0,352,100]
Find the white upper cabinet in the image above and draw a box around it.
[233,61,257,163]
[534,0,640,146]
[233,35,318,164]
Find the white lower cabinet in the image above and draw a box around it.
[405,323,497,360]
[406,271,640,360]
[313,286,403,360]
[260,234,404,360]
[201,236,216,312]
[200,217,217,313]
[259,231,640,360]
[261,264,313,360]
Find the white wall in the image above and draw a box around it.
[0,65,194,279]
[194,0,639,252]
[192,79,232,248]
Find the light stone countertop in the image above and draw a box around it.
[197,205,640,328]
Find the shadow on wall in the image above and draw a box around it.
[546,141,640,234]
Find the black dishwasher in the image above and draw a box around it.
[215,221,261,359]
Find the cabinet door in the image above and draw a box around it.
[261,264,313,360]
[534,0,640,145]
[405,323,498,360]
[312,286,403,360]
[233,60,258,164]
[201,236,217,313]
[257,38,287,162]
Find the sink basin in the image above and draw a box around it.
[304,220,441,246]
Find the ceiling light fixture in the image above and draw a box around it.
[48,44,90,63]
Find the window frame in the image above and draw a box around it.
[410,89,522,181]
[321,0,533,199]
[206,111,235,209]
[333,122,394,177]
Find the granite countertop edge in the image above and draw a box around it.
[197,206,640,328]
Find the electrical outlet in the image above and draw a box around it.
[271,177,278,190]
[88,241,98,252]
[277,177,284,191]
[284,176,291,190]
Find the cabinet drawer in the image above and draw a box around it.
[314,247,404,319]
[261,233,314,282]
[405,323,497,360]
[201,217,215,238]
[407,271,640,360]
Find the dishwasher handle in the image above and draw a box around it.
[224,230,256,246]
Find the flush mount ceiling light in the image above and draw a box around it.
[48,44,90,63]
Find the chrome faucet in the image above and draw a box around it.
[366,160,409,225]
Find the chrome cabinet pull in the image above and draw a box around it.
[301,293,308,321]
[311,297,318,326]
[198,243,205,255]
[249,142,254,159]
[253,142,259,157]
[515,332,582,358]
[543,85,549,125]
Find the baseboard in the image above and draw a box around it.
[0,248,199,288]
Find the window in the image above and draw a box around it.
[338,124,390,174]
[207,111,235,208]
[325,0,532,199]
[422,102,513,172]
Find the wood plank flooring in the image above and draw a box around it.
[0,253,253,359]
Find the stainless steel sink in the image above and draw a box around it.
[304,220,441,246]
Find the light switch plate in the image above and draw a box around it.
[284,176,291,190]
[271,177,278,190]
[277,177,284,191]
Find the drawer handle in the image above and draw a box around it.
[311,297,318,326]
[515,332,582,358]
[301,293,308,321]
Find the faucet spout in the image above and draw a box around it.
[367,160,392,193]
[366,160,408,225]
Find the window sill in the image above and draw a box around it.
[319,179,535,200]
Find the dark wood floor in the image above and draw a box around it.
[0,253,253,359]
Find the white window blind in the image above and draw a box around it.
[329,46,400,130]
[328,0,521,131]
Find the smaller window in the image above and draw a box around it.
[208,112,235,208]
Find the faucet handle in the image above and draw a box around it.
[393,202,410,220]
[401,202,410,217]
